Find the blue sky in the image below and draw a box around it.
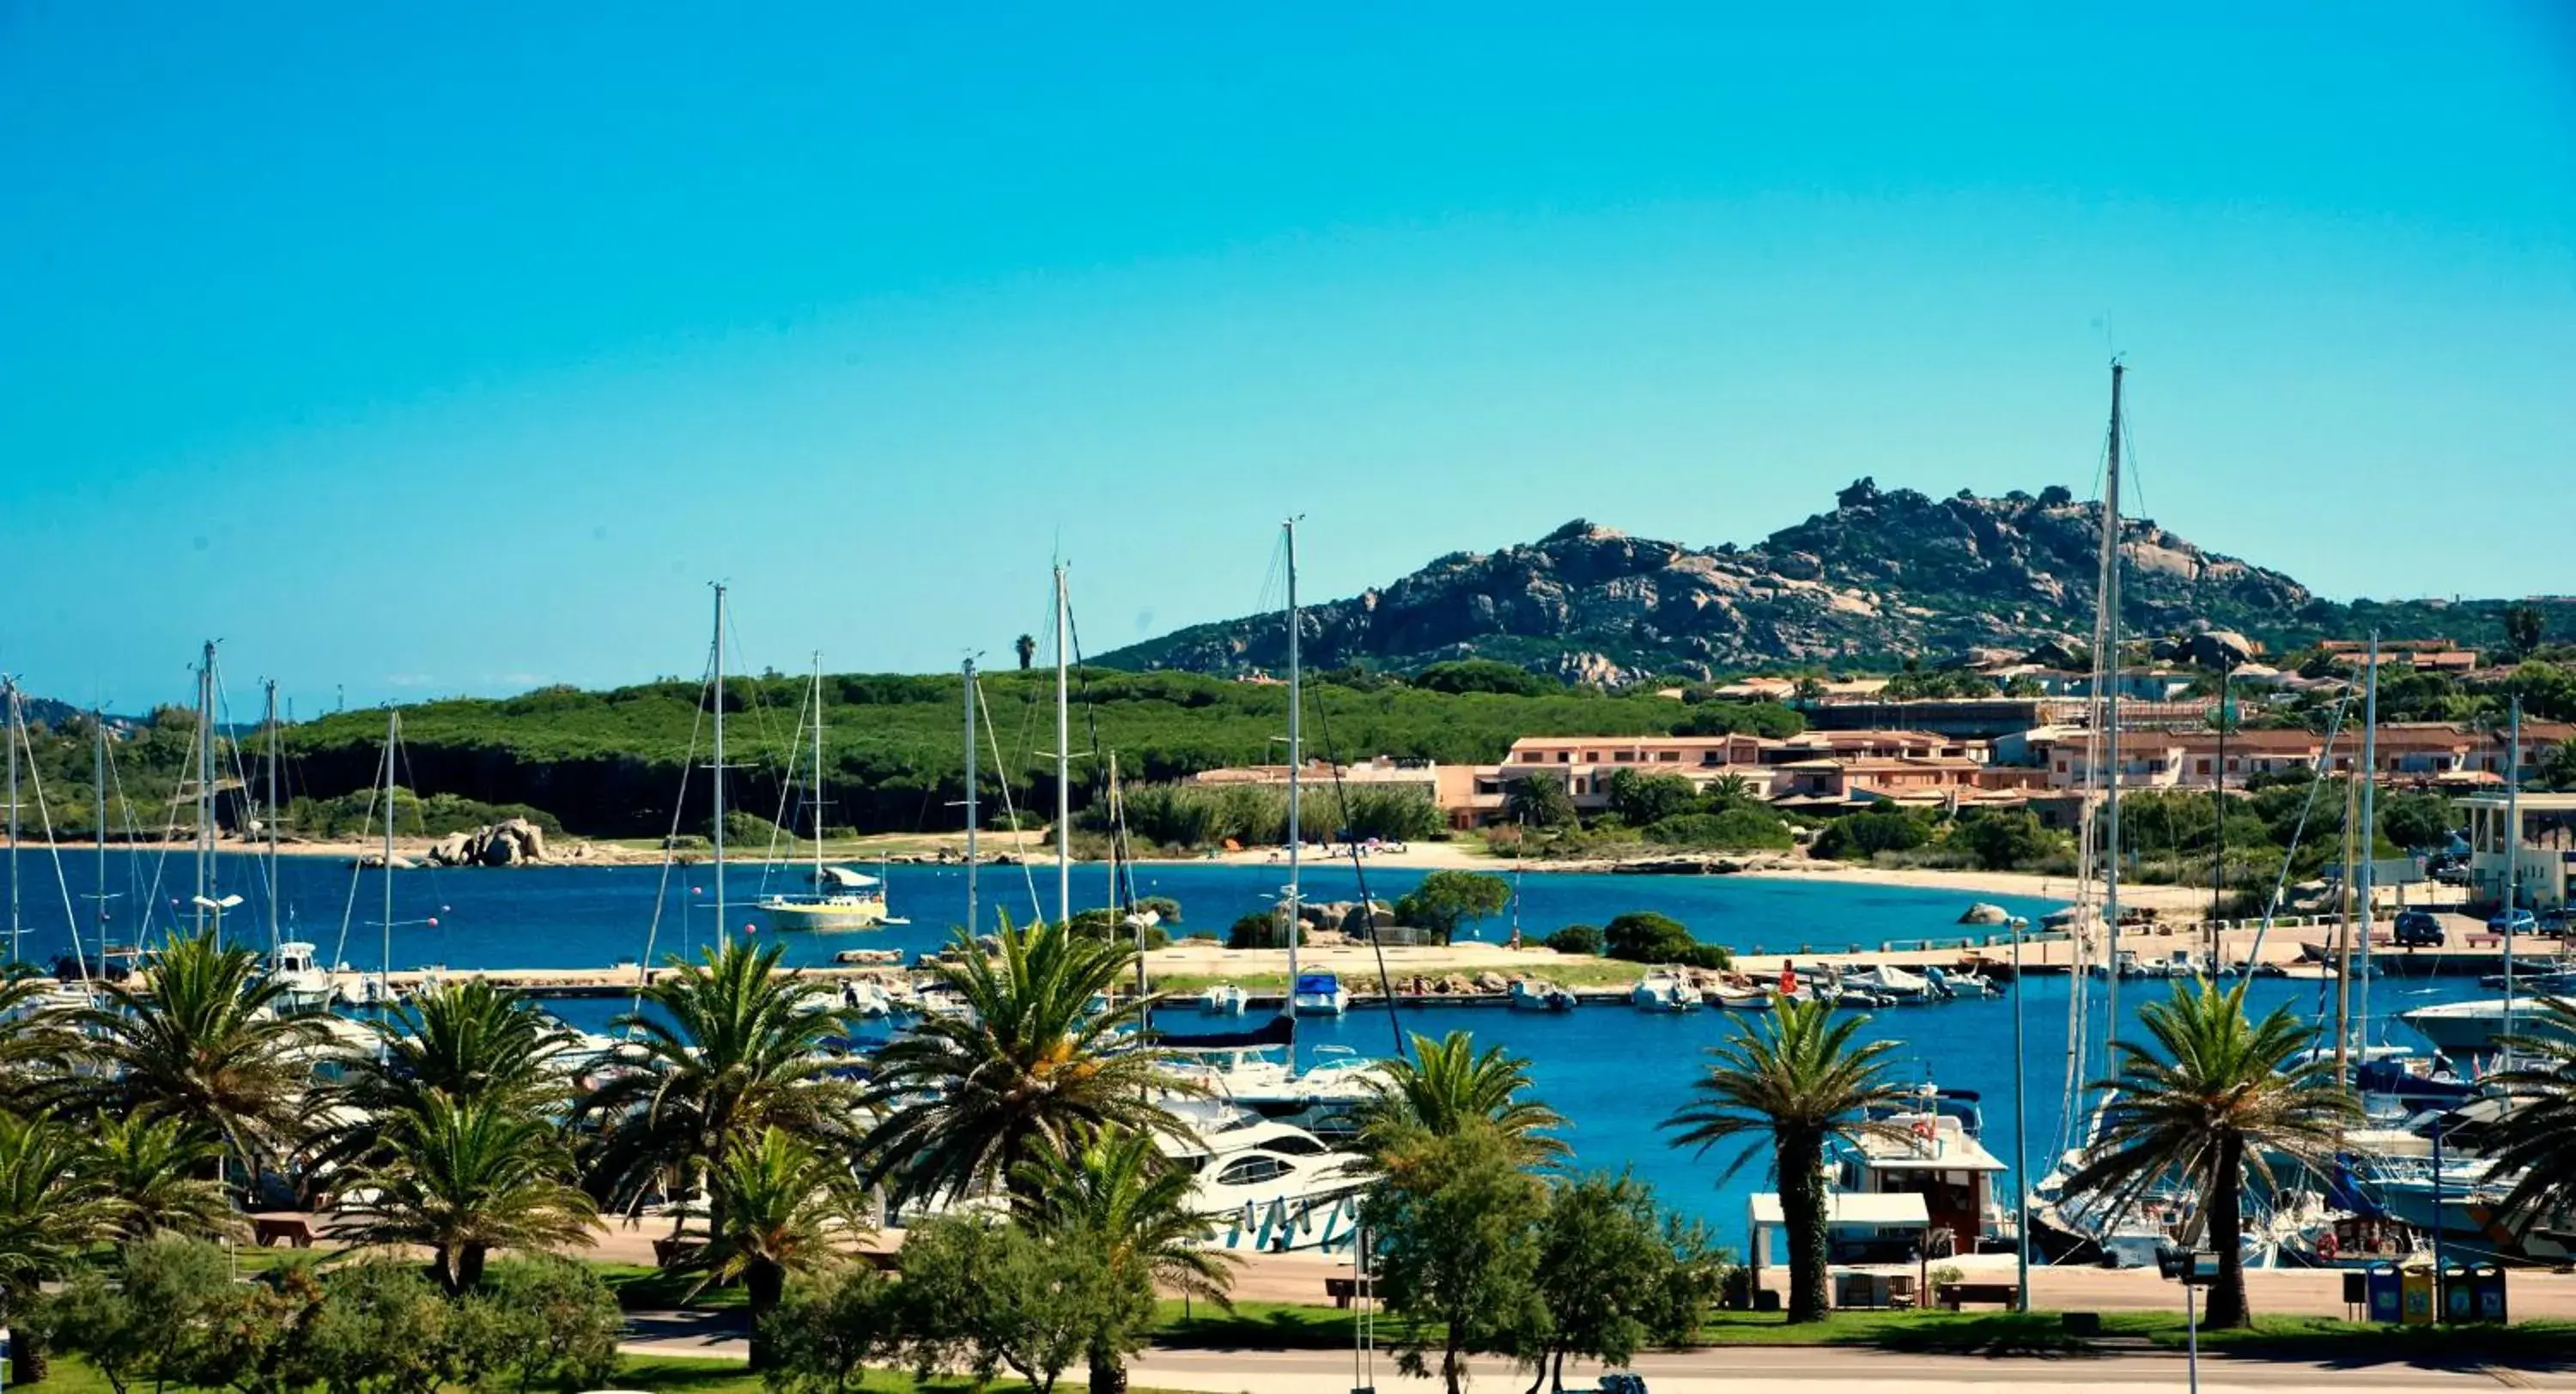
[3,3,2571,714]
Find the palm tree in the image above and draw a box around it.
[2457,996,2576,1239]
[853,916,1191,1205]
[1662,996,1909,1323]
[1355,1030,1568,1166]
[313,978,576,1171]
[1012,1125,1238,1394]
[85,1112,245,1240]
[1710,773,1756,809]
[0,1113,125,1383]
[577,939,856,1221]
[336,1091,600,1294]
[76,930,328,1179]
[2062,979,2357,1329]
[1015,633,1037,671]
[680,1127,872,1371]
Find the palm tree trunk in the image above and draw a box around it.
[746,1258,786,1371]
[1086,1342,1129,1394]
[455,1242,488,1294]
[1779,1127,1831,1324]
[9,1324,47,1386]
[2205,1135,2250,1329]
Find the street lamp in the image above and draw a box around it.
[189,894,244,941]
[2009,915,2032,1312]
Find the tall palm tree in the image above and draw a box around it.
[1013,1125,1239,1394]
[854,916,1190,1205]
[680,1127,872,1371]
[2457,996,2576,1239]
[336,1091,600,1294]
[577,939,856,1221]
[0,1113,125,1384]
[1662,996,1909,1323]
[1355,1030,1568,1166]
[2063,979,2356,1329]
[85,1112,245,1240]
[76,930,328,1178]
[313,978,576,1171]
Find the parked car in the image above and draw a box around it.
[2392,910,2445,949]
[2540,909,2571,939]
[2488,907,2538,936]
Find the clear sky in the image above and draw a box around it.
[3,3,2571,715]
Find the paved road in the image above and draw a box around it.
[618,1313,2576,1392]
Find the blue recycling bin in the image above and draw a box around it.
[2473,1264,2507,1323]
[2364,1263,2403,1324]
[2442,1264,2473,1321]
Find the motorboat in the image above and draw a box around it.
[1838,1084,2012,1256]
[1198,983,1249,1014]
[2399,998,2573,1057]
[1631,970,1699,1014]
[1923,965,2000,998]
[266,942,337,1015]
[758,865,892,931]
[1291,972,1350,1017]
[1508,979,1577,1012]
[1157,1100,1372,1252]
[1841,963,1935,1003]
[1710,982,1774,1010]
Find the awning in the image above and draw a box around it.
[1748,1192,1930,1229]
[1148,1015,1296,1052]
[813,866,881,889]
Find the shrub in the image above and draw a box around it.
[1811,809,1930,860]
[1953,809,2055,870]
[1543,924,1604,956]
[1642,809,1792,851]
[1227,910,1298,949]
[1604,912,1694,963]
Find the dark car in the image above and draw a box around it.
[2392,910,2445,949]
[2542,910,2572,940]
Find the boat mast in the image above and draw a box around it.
[1054,565,1071,926]
[380,708,397,1005]
[2097,361,2125,1047]
[264,679,281,959]
[2335,778,2358,1087]
[2356,637,2379,1049]
[2503,697,2521,1050]
[963,658,978,936]
[810,652,826,894]
[85,706,105,979]
[2210,660,2229,967]
[712,584,729,951]
[195,640,216,936]
[1285,518,1303,1027]
[4,679,19,965]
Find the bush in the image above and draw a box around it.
[1642,809,1792,851]
[1065,908,1172,950]
[766,1264,901,1394]
[1953,809,2056,870]
[1604,912,1696,964]
[477,1257,623,1391]
[1543,924,1604,956]
[1413,659,1553,696]
[1812,809,1930,860]
[1228,910,1298,949]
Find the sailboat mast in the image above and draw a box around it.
[2211,661,2228,967]
[88,706,105,979]
[264,679,281,958]
[5,679,19,965]
[1285,518,1303,1024]
[712,585,729,949]
[963,658,979,936]
[196,640,216,934]
[1054,566,1071,926]
[2098,361,2125,1041]
[2504,697,2521,1050]
[381,708,397,1003]
[2335,778,2358,1086]
[2356,637,2379,1048]
[811,654,826,890]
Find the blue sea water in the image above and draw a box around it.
[3,848,2485,1253]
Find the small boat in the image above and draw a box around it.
[838,979,896,1019]
[2399,998,2575,1057]
[1631,970,1699,1014]
[1843,963,1935,1003]
[833,947,905,966]
[1199,983,1250,1015]
[1924,965,1999,999]
[758,865,892,931]
[1291,972,1350,1018]
[267,942,336,1015]
[1508,979,1577,1012]
[1710,982,1774,1010]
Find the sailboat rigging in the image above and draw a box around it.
[756,654,892,930]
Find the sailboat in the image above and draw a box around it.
[758,656,892,930]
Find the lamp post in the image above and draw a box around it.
[188,893,244,942]
[2009,915,2032,1312]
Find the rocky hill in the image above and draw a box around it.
[1096,480,2551,681]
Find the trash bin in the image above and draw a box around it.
[2441,1264,2473,1321]
[2400,1263,2437,1325]
[2472,1263,2508,1323]
[2365,1263,2403,1324]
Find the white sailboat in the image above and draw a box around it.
[759,657,892,930]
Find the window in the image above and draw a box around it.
[1214,1155,1291,1186]
[1614,751,1635,762]
[1657,751,1680,762]
[2196,759,2212,775]
[1261,1135,1326,1156]
[1557,751,1571,763]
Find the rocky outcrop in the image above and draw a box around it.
[1095,482,2330,678]
[422,819,552,869]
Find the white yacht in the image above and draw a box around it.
[1837,1086,2011,1256]
[1159,1100,1372,1252]
[267,942,337,1015]
[759,865,892,931]
[1291,972,1351,1017]
[2400,998,2572,1058]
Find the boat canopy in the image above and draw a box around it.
[811,866,881,889]
[1294,973,1341,994]
[1748,1192,1929,1229]
[1149,1016,1296,1052]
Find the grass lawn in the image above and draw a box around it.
[33,1353,1194,1394]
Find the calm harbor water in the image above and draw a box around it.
[3,848,2489,1246]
